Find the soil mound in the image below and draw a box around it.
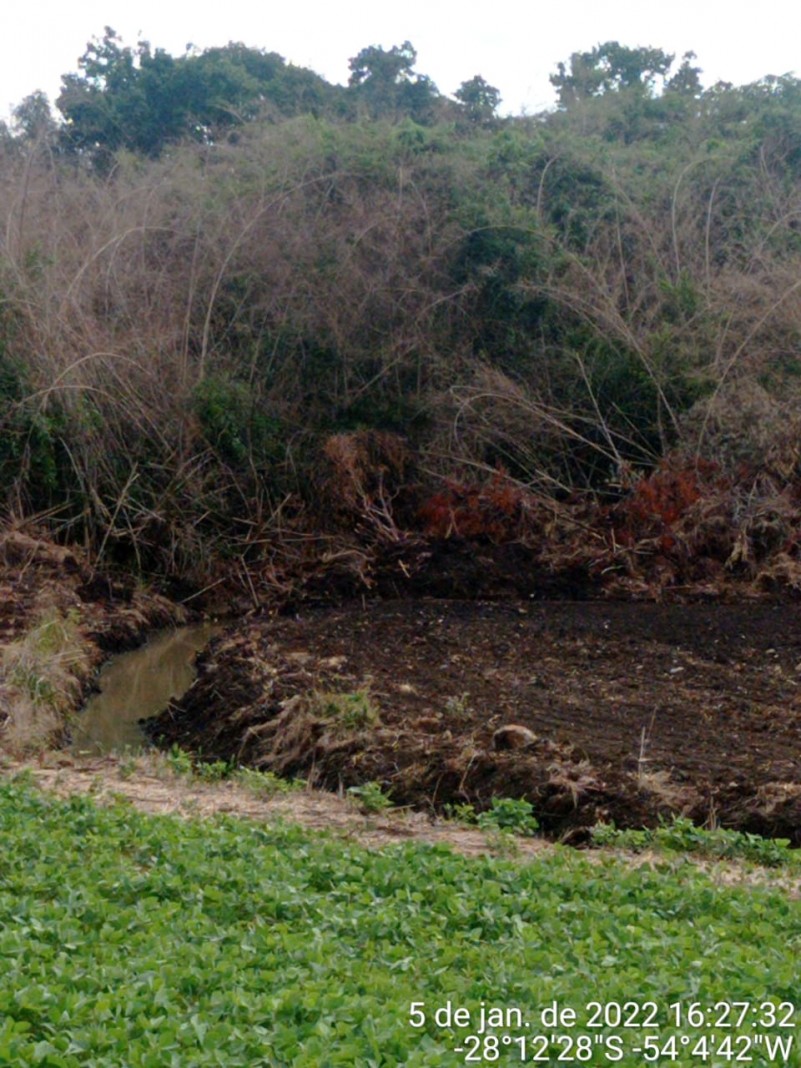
[147,599,801,843]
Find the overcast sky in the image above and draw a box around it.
[3,0,799,121]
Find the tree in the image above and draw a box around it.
[551,42,675,106]
[348,41,418,91]
[455,76,501,123]
[348,41,440,121]
[57,28,176,160]
[666,52,703,97]
[57,28,338,165]
[12,91,59,143]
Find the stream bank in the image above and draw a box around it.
[0,529,191,754]
[5,525,801,848]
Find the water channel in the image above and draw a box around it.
[70,622,219,755]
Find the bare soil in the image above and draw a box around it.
[4,525,801,848]
[148,598,801,844]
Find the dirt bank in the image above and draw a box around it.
[4,523,801,844]
[148,599,801,843]
[0,529,187,752]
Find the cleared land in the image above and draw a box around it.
[150,598,801,843]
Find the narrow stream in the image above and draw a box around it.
[71,622,219,755]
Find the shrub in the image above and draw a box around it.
[347,781,393,814]
[477,797,540,837]
[592,816,798,867]
[192,375,284,471]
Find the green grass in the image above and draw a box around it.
[311,689,380,731]
[0,777,800,1065]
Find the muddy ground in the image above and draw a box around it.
[4,525,801,845]
[149,598,801,844]
[0,530,186,750]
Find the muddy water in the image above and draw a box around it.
[71,623,219,755]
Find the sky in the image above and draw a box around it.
[3,0,799,122]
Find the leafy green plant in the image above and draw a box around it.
[193,759,234,783]
[0,353,69,508]
[233,767,306,798]
[443,801,478,825]
[347,780,393,814]
[477,797,540,837]
[0,780,799,1065]
[166,744,194,777]
[591,816,799,868]
[192,375,283,471]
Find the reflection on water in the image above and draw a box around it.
[71,623,219,755]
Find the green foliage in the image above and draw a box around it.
[666,52,704,98]
[192,375,283,471]
[443,801,479,825]
[166,744,194,777]
[551,42,675,106]
[592,816,799,868]
[455,76,501,124]
[537,154,615,247]
[348,41,440,122]
[0,353,68,510]
[348,41,418,90]
[347,780,393,814]
[164,747,239,783]
[193,758,235,783]
[57,28,339,163]
[233,767,305,797]
[1,780,799,1064]
[477,797,540,837]
[11,91,59,145]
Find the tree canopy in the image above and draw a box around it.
[550,42,676,105]
[348,41,441,120]
[455,76,502,123]
[56,28,339,161]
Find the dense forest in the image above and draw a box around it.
[3,31,801,600]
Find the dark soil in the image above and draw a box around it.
[0,530,186,652]
[148,598,801,844]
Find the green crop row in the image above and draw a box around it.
[0,777,799,1065]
